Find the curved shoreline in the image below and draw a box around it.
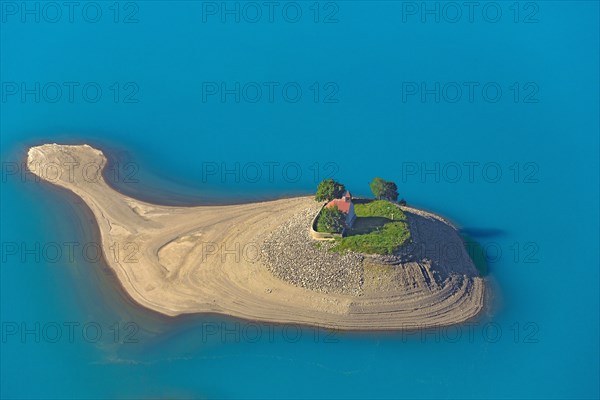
[26,143,485,330]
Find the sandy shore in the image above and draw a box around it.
[27,144,485,330]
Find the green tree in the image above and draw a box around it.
[383,181,399,202]
[369,177,386,199]
[370,177,399,201]
[317,205,346,233]
[315,179,346,202]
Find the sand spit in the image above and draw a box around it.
[26,144,484,330]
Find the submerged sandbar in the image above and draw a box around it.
[27,143,485,330]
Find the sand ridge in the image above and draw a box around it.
[26,143,485,330]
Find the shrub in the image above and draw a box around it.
[315,179,346,202]
[317,205,346,233]
[369,177,399,202]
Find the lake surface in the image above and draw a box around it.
[1,1,599,398]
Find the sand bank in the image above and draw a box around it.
[27,144,484,330]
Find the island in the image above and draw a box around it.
[26,144,485,330]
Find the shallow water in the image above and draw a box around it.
[1,1,598,398]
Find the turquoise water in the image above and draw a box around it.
[1,1,599,398]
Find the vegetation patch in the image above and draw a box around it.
[312,175,410,255]
[354,200,407,221]
[332,200,411,255]
[333,221,410,255]
[316,205,346,233]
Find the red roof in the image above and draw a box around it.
[326,198,351,214]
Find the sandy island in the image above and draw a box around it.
[27,144,485,330]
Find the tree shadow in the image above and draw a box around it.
[347,216,391,236]
[461,234,490,276]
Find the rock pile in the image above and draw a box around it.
[261,205,364,295]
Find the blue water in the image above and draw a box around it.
[1,1,599,398]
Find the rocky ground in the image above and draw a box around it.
[260,204,365,296]
[260,202,480,297]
